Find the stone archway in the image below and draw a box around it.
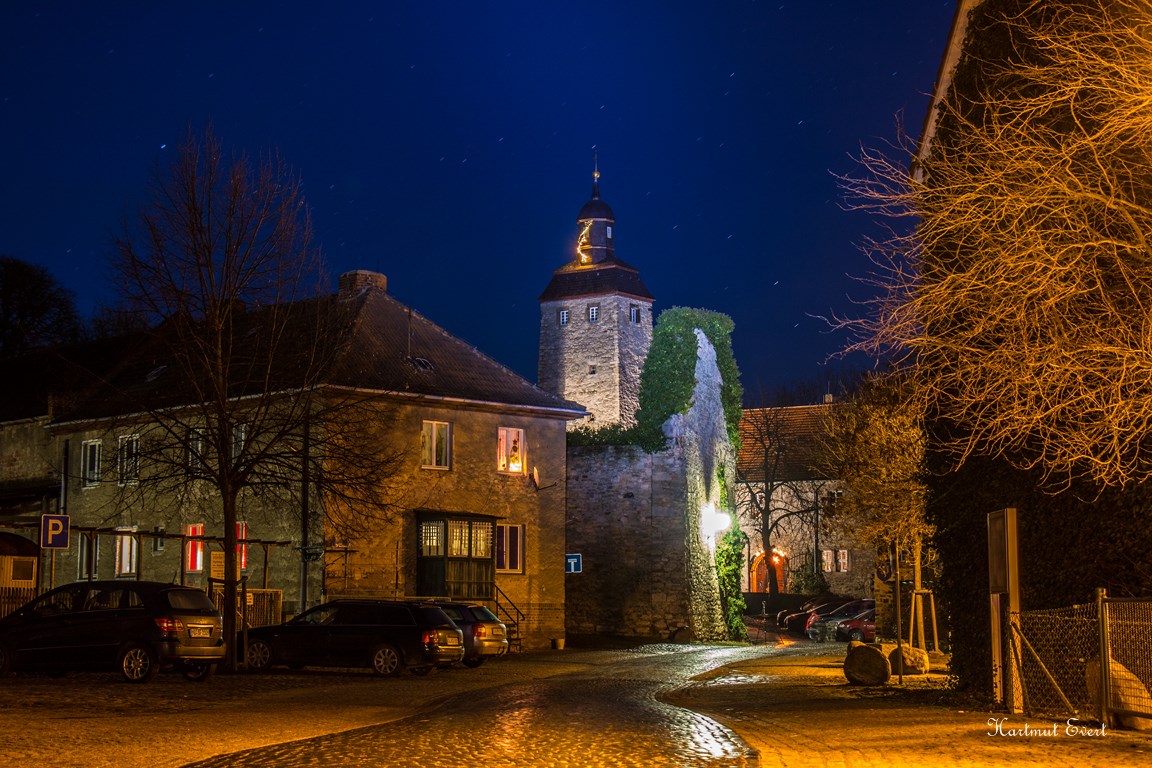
[750,550,787,594]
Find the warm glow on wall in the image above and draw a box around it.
[700,502,731,551]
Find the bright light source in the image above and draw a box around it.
[700,502,730,551]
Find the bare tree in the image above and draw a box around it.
[836,0,1152,489]
[0,255,82,357]
[736,405,830,598]
[111,128,403,668]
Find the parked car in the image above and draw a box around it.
[0,580,225,683]
[780,598,851,635]
[242,599,464,676]
[836,608,876,642]
[433,602,509,667]
[805,599,876,641]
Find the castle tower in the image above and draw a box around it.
[538,168,654,428]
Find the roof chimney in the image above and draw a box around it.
[338,270,387,299]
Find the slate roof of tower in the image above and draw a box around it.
[7,279,584,425]
[538,256,654,302]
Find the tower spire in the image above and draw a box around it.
[592,152,601,199]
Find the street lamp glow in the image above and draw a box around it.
[701,502,731,551]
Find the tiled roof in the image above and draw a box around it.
[10,279,584,426]
[737,404,834,483]
[538,257,654,302]
[328,286,585,414]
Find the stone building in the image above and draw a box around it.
[540,174,732,641]
[0,271,583,648]
[735,404,874,599]
[538,169,654,429]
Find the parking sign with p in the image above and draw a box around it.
[40,514,70,549]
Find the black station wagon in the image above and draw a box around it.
[242,599,464,676]
[0,580,226,682]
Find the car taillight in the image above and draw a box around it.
[474,625,487,639]
[805,614,818,629]
[154,617,184,634]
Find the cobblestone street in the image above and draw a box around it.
[2,641,1150,767]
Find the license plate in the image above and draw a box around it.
[189,626,212,638]
[445,635,460,645]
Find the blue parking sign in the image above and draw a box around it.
[565,553,582,573]
[40,514,70,549]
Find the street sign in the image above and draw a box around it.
[40,514,70,549]
[565,553,582,574]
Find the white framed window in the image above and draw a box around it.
[236,521,249,571]
[81,440,102,487]
[497,427,525,474]
[629,304,640,324]
[496,524,524,573]
[232,422,248,461]
[78,533,99,579]
[186,523,205,573]
[837,549,850,573]
[588,305,599,323]
[187,428,204,476]
[421,420,452,469]
[559,309,569,327]
[821,549,835,573]
[114,527,138,576]
[118,435,140,484]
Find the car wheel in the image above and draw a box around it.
[370,644,401,676]
[118,642,159,683]
[462,657,484,668]
[849,629,864,642]
[181,662,217,682]
[246,639,274,672]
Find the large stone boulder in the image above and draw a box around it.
[1085,658,1152,731]
[888,644,931,676]
[844,641,891,685]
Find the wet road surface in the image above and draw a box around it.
[184,644,771,767]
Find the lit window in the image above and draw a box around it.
[629,305,640,324]
[81,440,102,487]
[472,522,492,558]
[497,427,525,474]
[421,421,452,469]
[837,549,850,573]
[821,549,835,573]
[118,435,140,484]
[420,520,444,556]
[588,305,599,323]
[186,523,205,573]
[448,520,469,557]
[236,521,249,571]
[496,524,524,573]
[114,527,138,577]
[559,309,569,327]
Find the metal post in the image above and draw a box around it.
[1097,587,1112,727]
[893,540,904,685]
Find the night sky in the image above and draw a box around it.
[1,2,956,399]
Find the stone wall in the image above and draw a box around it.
[564,329,731,642]
[538,295,652,428]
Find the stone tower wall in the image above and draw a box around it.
[538,294,652,428]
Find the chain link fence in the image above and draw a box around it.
[1015,594,1152,728]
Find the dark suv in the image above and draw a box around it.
[0,580,226,683]
[242,599,464,676]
